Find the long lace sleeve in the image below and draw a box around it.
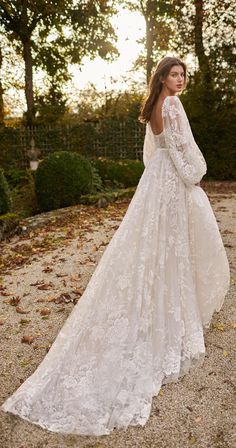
[143,123,155,167]
[162,96,207,186]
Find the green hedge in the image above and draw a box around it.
[0,168,12,215]
[91,158,144,188]
[35,151,93,212]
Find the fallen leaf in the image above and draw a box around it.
[33,344,49,350]
[16,306,30,314]
[20,318,31,326]
[223,350,229,357]
[55,293,73,304]
[159,389,164,396]
[21,335,34,344]
[72,288,83,296]
[0,317,6,325]
[42,266,53,273]
[9,296,21,306]
[189,436,197,445]
[40,308,51,316]
[212,322,225,331]
[30,280,43,286]
[37,283,53,291]
[194,416,202,423]
[46,296,57,303]
[19,359,30,367]
[1,291,12,297]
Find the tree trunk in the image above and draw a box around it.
[194,0,212,87]
[23,39,34,126]
[0,46,4,125]
[145,0,156,84]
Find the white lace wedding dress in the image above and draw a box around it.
[1,95,230,436]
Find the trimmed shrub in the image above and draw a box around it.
[0,168,12,215]
[35,151,93,212]
[92,158,144,188]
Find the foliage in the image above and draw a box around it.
[92,158,144,188]
[0,168,12,214]
[66,82,145,123]
[0,0,118,124]
[1,168,38,218]
[123,1,175,81]
[0,126,27,169]
[182,74,236,181]
[90,163,104,193]
[80,186,136,205]
[35,151,93,212]
[35,85,68,124]
[4,168,32,190]
[0,212,20,240]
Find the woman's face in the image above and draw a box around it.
[163,65,185,94]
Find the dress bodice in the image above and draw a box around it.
[148,124,168,149]
[152,130,168,149]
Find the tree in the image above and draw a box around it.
[0,45,4,124]
[123,1,175,83]
[172,0,236,96]
[0,1,118,125]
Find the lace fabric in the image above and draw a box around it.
[1,95,230,436]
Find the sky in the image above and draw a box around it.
[3,7,148,116]
[69,8,146,92]
[3,6,191,116]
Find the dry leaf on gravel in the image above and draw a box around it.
[9,296,21,306]
[189,435,197,445]
[37,283,53,290]
[55,293,73,304]
[212,322,225,331]
[30,280,44,286]
[16,306,30,314]
[20,318,31,326]
[42,266,53,273]
[21,335,35,344]
[0,290,12,296]
[40,308,51,316]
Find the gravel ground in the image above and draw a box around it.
[0,185,235,448]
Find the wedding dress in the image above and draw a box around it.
[1,95,230,436]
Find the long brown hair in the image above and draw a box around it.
[139,56,187,123]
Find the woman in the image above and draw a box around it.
[1,56,230,436]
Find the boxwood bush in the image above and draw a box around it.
[91,158,144,188]
[35,151,93,212]
[0,168,12,215]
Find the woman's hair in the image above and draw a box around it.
[139,56,187,123]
